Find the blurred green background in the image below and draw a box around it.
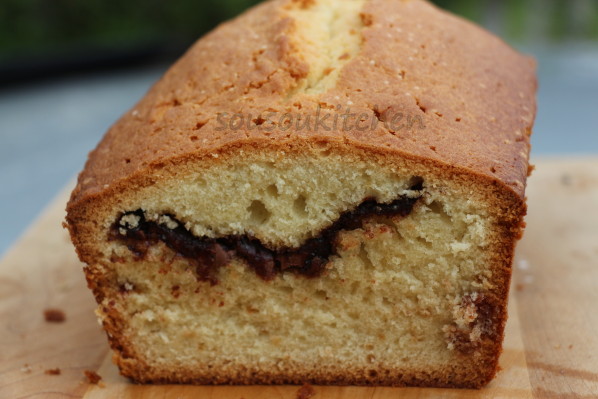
[1,0,598,83]
[1,0,258,59]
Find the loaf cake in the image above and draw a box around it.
[66,0,537,389]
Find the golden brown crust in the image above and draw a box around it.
[67,0,536,210]
[66,0,535,389]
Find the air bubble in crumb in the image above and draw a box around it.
[248,200,271,224]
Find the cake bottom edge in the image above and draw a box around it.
[111,350,500,389]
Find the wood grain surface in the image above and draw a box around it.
[0,158,596,399]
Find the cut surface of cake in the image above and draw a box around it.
[66,0,537,389]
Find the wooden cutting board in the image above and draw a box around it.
[1,158,597,399]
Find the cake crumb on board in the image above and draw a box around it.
[44,368,61,375]
[44,308,66,323]
[296,383,316,399]
[84,370,102,384]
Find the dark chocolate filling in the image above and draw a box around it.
[110,190,422,285]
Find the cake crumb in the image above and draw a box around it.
[45,368,61,375]
[21,364,32,374]
[120,213,141,229]
[158,215,179,230]
[84,370,102,384]
[44,309,66,323]
[296,383,316,399]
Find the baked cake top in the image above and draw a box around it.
[70,0,536,204]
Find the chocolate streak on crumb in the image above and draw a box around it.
[84,370,102,384]
[44,309,66,323]
[110,189,422,285]
[45,368,61,375]
[296,383,316,399]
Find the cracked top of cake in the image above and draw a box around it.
[69,0,536,206]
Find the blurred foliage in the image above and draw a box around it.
[1,0,597,61]
[504,0,527,40]
[433,0,485,22]
[0,0,261,59]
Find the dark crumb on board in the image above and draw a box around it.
[44,308,66,323]
[515,283,525,292]
[45,368,61,375]
[296,382,316,399]
[84,370,102,384]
